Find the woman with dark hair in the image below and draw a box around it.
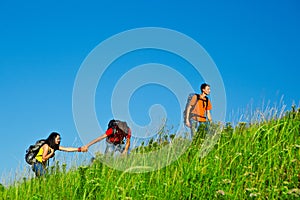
[32,132,86,177]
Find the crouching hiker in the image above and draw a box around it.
[81,119,131,157]
[25,132,87,177]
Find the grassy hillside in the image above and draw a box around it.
[1,107,299,199]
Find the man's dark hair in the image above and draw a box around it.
[201,83,210,92]
[46,132,60,151]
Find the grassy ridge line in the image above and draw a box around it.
[1,108,299,199]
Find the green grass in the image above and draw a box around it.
[1,107,299,199]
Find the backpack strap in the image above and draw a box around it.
[201,96,208,109]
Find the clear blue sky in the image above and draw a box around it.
[1,0,299,184]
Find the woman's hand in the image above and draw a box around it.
[49,147,55,158]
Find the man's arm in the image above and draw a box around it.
[185,104,192,127]
[82,133,108,151]
[122,137,130,155]
[206,110,212,122]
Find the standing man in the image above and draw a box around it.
[185,83,212,137]
[82,120,131,157]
